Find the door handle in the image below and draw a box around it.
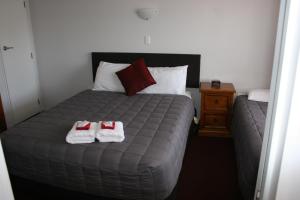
[3,46,14,51]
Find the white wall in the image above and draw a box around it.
[29,0,279,109]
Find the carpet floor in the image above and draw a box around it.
[11,136,242,200]
[176,136,242,200]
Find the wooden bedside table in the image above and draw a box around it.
[199,82,235,137]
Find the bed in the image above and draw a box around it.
[231,95,268,200]
[1,52,201,200]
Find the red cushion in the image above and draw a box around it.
[116,58,156,96]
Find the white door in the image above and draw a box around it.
[0,0,41,125]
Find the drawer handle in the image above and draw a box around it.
[214,99,219,104]
[213,118,218,123]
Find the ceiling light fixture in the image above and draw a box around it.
[136,8,159,20]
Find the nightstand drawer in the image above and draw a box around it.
[204,114,227,127]
[204,95,228,111]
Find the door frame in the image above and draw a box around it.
[255,0,300,199]
[0,49,14,127]
[24,0,43,111]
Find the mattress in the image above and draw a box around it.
[1,90,194,200]
[231,95,268,200]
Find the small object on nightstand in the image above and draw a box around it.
[199,82,236,137]
[211,80,221,89]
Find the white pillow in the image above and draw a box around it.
[139,65,188,95]
[93,61,129,92]
[184,91,192,99]
[248,89,270,102]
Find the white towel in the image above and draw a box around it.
[66,121,97,144]
[96,121,125,143]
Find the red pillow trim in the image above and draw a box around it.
[116,58,156,96]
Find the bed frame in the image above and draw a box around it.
[91,52,201,88]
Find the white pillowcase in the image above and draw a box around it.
[93,61,129,92]
[93,61,188,95]
[139,65,188,95]
[248,89,270,102]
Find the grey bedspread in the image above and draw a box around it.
[231,95,268,200]
[1,90,194,200]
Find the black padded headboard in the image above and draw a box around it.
[91,52,201,88]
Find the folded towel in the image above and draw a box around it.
[67,137,95,144]
[66,121,97,144]
[96,121,125,143]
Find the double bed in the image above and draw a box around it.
[1,52,201,200]
[231,95,268,200]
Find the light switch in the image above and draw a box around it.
[144,35,151,45]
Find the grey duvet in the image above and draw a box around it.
[1,90,194,200]
[231,95,268,200]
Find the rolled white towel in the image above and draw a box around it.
[66,121,97,144]
[96,121,125,143]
